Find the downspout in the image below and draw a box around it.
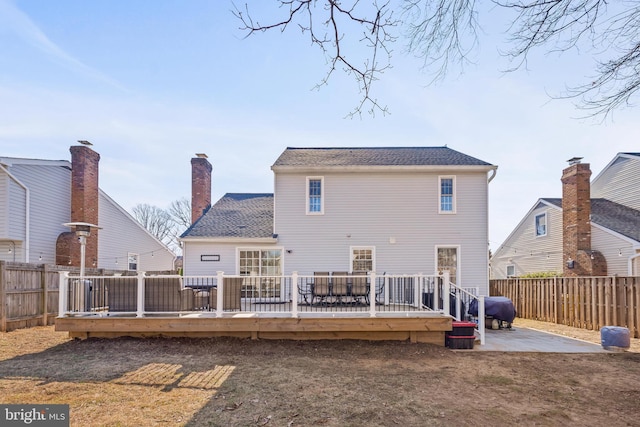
[629,251,640,276]
[0,164,30,261]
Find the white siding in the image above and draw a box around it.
[491,203,563,279]
[98,191,175,271]
[182,241,240,276]
[274,170,491,293]
[591,155,640,210]
[7,164,70,263]
[0,171,7,237]
[592,226,636,276]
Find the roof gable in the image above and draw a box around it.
[181,193,274,239]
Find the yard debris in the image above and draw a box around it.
[224,401,243,411]
[256,415,272,425]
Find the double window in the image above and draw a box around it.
[439,176,455,213]
[239,249,283,299]
[535,213,547,237]
[306,177,324,214]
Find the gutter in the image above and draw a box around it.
[0,163,30,261]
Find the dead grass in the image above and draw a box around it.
[1,324,640,426]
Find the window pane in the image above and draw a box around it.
[308,179,322,212]
[352,249,373,272]
[437,247,457,284]
[535,214,546,236]
[440,178,453,212]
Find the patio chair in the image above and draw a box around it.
[331,272,349,303]
[350,272,369,304]
[312,272,331,305]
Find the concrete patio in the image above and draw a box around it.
[473,326,607,353]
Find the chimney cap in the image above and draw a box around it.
[77,140,93,146]
[567,156,583,165]
[195,153,208,159]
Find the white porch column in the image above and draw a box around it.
[136,271,145,317]
[369,271,376,317]
[58,271,70,317]
[478,295,486,345]
[291,271,299,318]
[216,271,224,317]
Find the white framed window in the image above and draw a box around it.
[351,246,375,273]
[535,212,547,237]
[436,246,459,284]
[127,253,139,271]
[306,177,324,215]
[506,265,516,278]
[439,176,456,214]
[238,248,283,299]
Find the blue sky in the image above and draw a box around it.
[1,0,638,252]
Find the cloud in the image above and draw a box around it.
[0,0,125,90]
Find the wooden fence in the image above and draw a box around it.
[490,276,640,338]
[0,261,176,332]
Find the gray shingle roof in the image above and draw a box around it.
[181,193,274,239]
[272,147,494,167]
[542,198,640,242]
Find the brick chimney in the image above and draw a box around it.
[56,145,100,267]
[561,158,606,276]
[191,153,212,224]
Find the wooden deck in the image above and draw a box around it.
[55,314,452,345]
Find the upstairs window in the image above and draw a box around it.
[535,213,547,237]
[439,176,455,213]
[307,177,324,215]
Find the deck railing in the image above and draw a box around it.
[58,271,485,343]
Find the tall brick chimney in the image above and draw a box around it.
[56,145,100,267]
[561,158,606,276]
[191,153,212,224]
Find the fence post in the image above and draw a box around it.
[291,271,299,318]
[0,261,6,332]
[136,271,145,317]
[216,271,224,317]
[369,272,376,317]
[42,264,48,326]
[58,271,69,317]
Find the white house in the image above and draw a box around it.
[180,147,497,295]
[0,144,175,271]
[491,153,640,279]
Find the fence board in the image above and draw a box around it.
[490,276,640,338]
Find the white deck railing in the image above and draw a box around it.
[58,270,485,344]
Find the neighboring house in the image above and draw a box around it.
[491,153,640,279]
[0,144,175,271]
[180,147,498,295]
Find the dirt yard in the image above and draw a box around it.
[1,320,639,426]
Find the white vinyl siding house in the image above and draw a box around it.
[182,147,497,296]
[0,153,175,269]
[491,200,564,279]
[97,191,175,271]
[491,153,640,278]
[591,153,640,211]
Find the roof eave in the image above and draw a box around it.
[180,237,278,244]
[271,165,497,173]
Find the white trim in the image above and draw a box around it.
[349,246,376,273]
[438,175,456,214]
[181,237,278,244]
[306,176,324,215]
[272,165,497,173]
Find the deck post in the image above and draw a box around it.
[415,273,423,309]
[478,295,486,345]
[291,271,299,318]
[136,271,145,317]
[383,274,389,305]
[58,271,70,317]
[216,271,224,317]
[443,271,451,316]
[369,272,376,317]
[434,275,440,311]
